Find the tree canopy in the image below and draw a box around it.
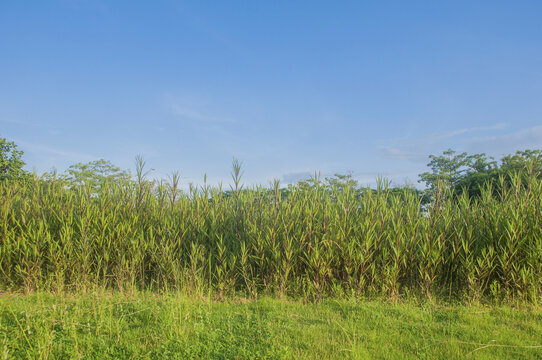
[419,148,542,199]
[64,159,131,189]
[0,137,28,181]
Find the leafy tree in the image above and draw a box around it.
[418,149,497,191]
[324,172,358,193]
[0,137,28,181]
[64,159,130,189]
[419,148,541,200]
[500,149,542,175]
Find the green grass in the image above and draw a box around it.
[1,292,541,359]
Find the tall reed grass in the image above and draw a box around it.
[1,163,541,303]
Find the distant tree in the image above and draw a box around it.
[64,159,130,189]
[0,137,28,181]
[418,149,497,191]
[419,148,541,200]
[324,172,358,193]
[500,149,542,176]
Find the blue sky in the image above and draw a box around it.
[1,1,542,188]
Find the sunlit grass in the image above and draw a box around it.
[1,292,541,359]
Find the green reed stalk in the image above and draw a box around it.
[0,168,540,303]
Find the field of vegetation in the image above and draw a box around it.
[2,292,541,359]
[1,138,542,358]
[1,153,542,303]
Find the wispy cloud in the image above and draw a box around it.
[387,123,508,145]
[432,123,507,140]
[0,118,34,126]
[170,104,236,124]
[15,140,96,163]
[1,118,62,136]
[379,122,509,161]
[165,95,236,124]
[466,125,542,154]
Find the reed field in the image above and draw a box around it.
[1,162,541,304]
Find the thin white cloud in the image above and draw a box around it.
[170,104,235,124]
[15,140,96,162]
[380,124,541,162]
[386,123,508,145]
[0,118,33,126]
[470,123,508,131]
[165,95,236,124]
[435,123,507,140]
[379,122,509,160]
[1,118,61,136]
[465,125,542,155]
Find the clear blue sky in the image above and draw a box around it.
[2,1,542,188]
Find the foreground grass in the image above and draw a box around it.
[1,293,541,359]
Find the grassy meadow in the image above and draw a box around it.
[1,292,541,359]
